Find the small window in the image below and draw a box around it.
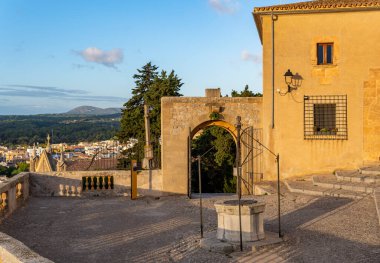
[317,43,333,65]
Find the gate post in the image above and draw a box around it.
[131,160,138,200]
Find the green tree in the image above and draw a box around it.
[0,162,28,177]
[11,162,29,176]
[231,84,262,97]
[191,127,236,193]
[119,62,183,163]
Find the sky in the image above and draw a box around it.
[0,0,302,115]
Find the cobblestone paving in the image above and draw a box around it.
[0,189,379,262]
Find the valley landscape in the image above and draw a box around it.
[0,106,121,146]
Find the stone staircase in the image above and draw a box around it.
[285,165,380,224]
[285,166,380,199]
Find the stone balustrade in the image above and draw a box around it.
[82,175,114,191]
[0,173,29,221]
[30,170,164,197]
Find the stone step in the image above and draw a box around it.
[284,180,367,199]
[313,174,377,193]
[335,170,380,184]
[359,165,380,175]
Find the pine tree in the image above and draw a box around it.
[118,63,183,164]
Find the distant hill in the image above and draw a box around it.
[65,106,121,115]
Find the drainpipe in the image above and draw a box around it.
[271,12,278,129]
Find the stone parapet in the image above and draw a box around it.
[0,173,29,221]
[0,232,52,262]
[30,170,164,197]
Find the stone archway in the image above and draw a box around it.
[160,89,262,195]
[191,120,237,141]
[189,120,237,195]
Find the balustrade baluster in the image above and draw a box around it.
[1,192,8,210]
[16,183,22,198]
[85,177,89,190]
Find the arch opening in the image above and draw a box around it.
[191,120,237,142]
[190,121,237,194]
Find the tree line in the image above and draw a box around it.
[0,114,119,147]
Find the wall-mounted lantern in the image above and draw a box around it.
[278,69,303,96]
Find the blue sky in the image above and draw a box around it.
[0,0,300,115]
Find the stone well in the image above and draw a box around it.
[214,199,266,242]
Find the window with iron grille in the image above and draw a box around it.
[304,95,347,140]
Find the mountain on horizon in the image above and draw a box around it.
[65,106,121,115]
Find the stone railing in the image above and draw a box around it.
[0,173,29,220]
[30,170,164,197]
[82,175,114,191]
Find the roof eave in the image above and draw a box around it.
[253,6,380,43]
[254,6,380,16]
[253,12,263,45]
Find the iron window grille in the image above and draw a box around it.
[304,95,347,140]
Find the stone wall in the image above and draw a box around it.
[161,96,263,195]
[30,170,164,197]
[363,68,380,162]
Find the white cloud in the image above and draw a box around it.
[76,47,123,68]
[241,50,261,64]
[0,84,126,102]
[208,0,240,14]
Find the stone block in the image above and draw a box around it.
[205,88,221,97]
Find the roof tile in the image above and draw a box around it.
[254,0,380,13]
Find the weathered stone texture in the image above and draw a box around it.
[363,68,380,161]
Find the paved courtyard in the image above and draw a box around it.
[0,188,379,262]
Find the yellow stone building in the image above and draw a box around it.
[253,0,380,180]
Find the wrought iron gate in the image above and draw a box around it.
[240,127,263,195]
